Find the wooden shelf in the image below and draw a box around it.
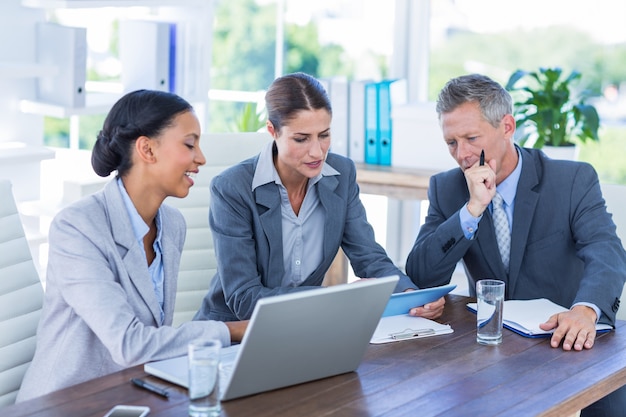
[355,163,437,200]
[19,93,122,118]
[0,142,55,163]
[0,62,56,78]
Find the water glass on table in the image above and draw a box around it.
[476,279,505,345]
[188,339,221,417]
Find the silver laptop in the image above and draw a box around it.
[144,275,399,401]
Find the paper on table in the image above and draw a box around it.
[466,298,613,337]
[370,314,453,344]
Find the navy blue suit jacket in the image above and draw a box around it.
[406,146,625,325]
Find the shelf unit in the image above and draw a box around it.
[21,0,209,9]
[7,0,215,276]
[19,0,215,144]
[20,92,123,118]
[0,62,56,78]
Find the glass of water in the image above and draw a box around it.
[476,279,505,345]
[188,339,221,417]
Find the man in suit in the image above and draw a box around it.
[405,74,626,416]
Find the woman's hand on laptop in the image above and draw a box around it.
[408,297,445,320]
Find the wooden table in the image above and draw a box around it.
[355,163,437,201]
[324,163,439,286]
[5,295,626,417]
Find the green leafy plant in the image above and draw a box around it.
[505,67,600,148]
[230,102,266,133]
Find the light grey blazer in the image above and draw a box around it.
[406,146,626,325]
[194,152,416,322]
[17,180,229,402]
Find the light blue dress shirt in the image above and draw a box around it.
[460,148,522,239]
[117,178,165,324]
[251,141,339,286]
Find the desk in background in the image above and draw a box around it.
[5,295,626,417]
[324,163,438,286]
[355,162,437,201]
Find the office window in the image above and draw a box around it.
[38,5,212,150]
[38,7,146,150]
[207,0,396,132]
[427,0,626,184]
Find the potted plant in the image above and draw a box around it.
[504,67,600,159]
[230,102,266,133]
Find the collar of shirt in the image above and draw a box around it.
[117,177,165,323]
[496,146,523,206]
[251,141,339,192]
[116,177,163,247]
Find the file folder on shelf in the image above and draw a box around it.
[328,77,349,157]
[362,79,408,165]
[168,23,177,94]
[348,79,372,164]
[120,20,175,93]
[364,81,379,164]
[376,79,408,166]
[36,22,87,108]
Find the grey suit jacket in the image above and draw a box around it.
[406,146,626,325]
[194,152,415,322]
[17,180,229,402]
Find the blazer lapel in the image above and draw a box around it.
[105,180,162,325]
[507,148,540,296]
[253,171,342,287]
[254,183,285,287]
[160,210,182,326]
[305,174,343,283]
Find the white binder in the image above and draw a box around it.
[119,20,174,93]
[36,22,87,108]
[348,79,372,163]
[328,77,349,157]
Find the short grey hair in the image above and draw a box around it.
[436,74,513,128]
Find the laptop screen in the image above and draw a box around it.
[144,276,399,400]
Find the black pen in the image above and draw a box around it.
[131,377,170,398]
[479,149,485,166]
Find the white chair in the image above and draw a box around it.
[167,132,271,327]
[601,183,626,321]
[0,180,44,408]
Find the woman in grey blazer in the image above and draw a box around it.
[17,90,247,402]
[195,73,445,322]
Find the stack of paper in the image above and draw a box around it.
[371,315,452,344]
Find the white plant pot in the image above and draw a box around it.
[541,145,579,161]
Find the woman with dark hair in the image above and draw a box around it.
[17,90,247,402]
[194,73,445,322]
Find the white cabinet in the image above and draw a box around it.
[0,62,55,78]
[20,0,215,127]
[22,0,208,7]
[4,0,215,276]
